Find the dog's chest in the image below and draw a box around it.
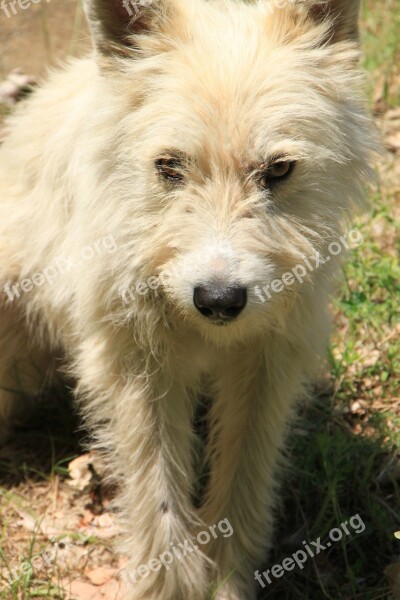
[175,333,219,384]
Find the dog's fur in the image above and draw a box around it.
[0,1,375,598]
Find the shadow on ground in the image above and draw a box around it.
[259,387,397,600]
[0,384,82,489]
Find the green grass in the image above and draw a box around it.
[363,0,400,109]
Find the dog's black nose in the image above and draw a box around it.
[193,285,247,322]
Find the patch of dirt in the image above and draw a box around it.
[0,445,126,598]
[0,0,89,78]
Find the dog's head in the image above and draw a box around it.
[85,0,376,343]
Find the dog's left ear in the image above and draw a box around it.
[307,0,361,43]
[84,0,177,58]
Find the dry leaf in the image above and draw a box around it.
[15,509,66,537]
[386,133,400,153]
[85,566,118,586]
[61,577,127,600]
[67,453,97,491]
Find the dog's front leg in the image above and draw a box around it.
[199,339,305,600]
[75,341,210,600]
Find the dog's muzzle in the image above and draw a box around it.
[193,285,247,323]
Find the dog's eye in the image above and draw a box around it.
[155,158,184,183]
[259,160,295,189]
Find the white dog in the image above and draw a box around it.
[0,1,375,598]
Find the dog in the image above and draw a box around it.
[0,0,375,598]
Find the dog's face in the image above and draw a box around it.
[86,0,375,342]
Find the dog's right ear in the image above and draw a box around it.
[84,0,176,59]
[306,0,361,43]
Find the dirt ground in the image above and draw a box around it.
[0,0,89,78]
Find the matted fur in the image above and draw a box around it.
[0,1,375,598]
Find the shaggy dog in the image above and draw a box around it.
[0,0,375,598]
